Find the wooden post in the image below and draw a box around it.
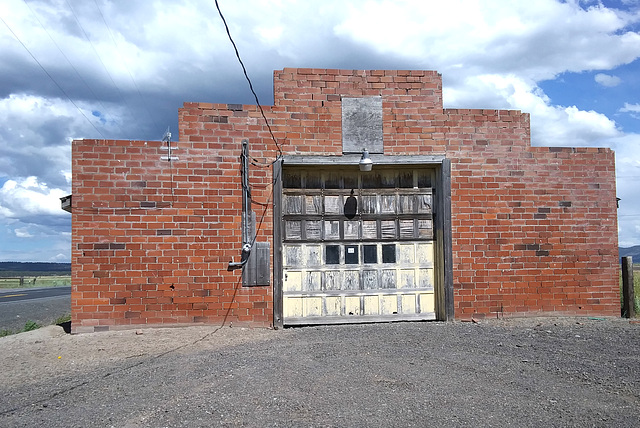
[622,257,635,318]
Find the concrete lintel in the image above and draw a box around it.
[283,154,446,166]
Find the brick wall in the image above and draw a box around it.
[71,68,619,332]
[71,135,274,333]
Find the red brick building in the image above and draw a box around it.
[69,68,619,333]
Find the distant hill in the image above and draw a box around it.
[0,262,71,277]
[619,246,640,262]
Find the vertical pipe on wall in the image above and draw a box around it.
[622,256,635,318]
[272,159,284,328]
[442,159,454,320]
[241,139,252,248]
[434,158,454,321]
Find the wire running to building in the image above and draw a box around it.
[93,0,161,133]
[64,0,141,133]
[22,0,125,135]
[0,15,107,139]
[214,0,283,163]
[213,0,286,257]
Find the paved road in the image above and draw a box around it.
[0,286,70,332]
[0,286,70,302]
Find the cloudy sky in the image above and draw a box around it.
[1,0,639,262]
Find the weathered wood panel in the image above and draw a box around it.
[344,220,360,239]
[363,221,377,239]
[363,270,378,290]
[306,245,322,266]
[323,271,342,290]
[380,195,396,214]
[380,295,398,315]
[305,271,322,292]
[285,221,302,240]
[305,195,322,214]
[381,270,396,289]
[281,166,437,325]
[284,271,302,292]
[364,295,379,315]
[307,221,322,240]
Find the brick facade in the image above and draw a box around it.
[70,68,619,333]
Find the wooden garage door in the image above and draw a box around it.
[281,167,436,325]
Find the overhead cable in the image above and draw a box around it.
[93,0,161,133]
[0,15,106,139]
[22,0,124,135]
[64,0,140,130]
[214,0,284,162]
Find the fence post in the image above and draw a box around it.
[622,256,635,318]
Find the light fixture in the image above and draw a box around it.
[359,149,373,172]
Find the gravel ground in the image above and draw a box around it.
[1,317,639,427]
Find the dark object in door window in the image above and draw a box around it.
[345,245,359,264]
[344,189,357,219]
[382,244,396,263]
[326,245,340,264]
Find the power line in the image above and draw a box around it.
[213,0,285,254]
[93,0,161,133]
[0,15,106,138]
[64,0,140,130]
[214,0,283,162]
[22,0,124,135]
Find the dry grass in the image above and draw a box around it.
[0,275,70,289]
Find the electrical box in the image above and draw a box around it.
[243,241,270,286]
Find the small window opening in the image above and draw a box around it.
[382,244,396,263]
[326,245,340,264]
[363,245,377,264]
[345,245,359,264]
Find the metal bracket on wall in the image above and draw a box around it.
[160,127,179,161]
[243,241,270,286]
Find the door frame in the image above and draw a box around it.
[273,154,453,328]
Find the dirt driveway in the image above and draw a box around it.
[1,317,639,427]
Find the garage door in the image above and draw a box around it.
[280,166,436,325]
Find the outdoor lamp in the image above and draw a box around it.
[359,149,373,172]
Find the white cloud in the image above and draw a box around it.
[14,227,33,238]
[0,94,118,192]
[51,253,68,262]
[0,177,68,219]
[2,0,640,255]
[620,102,640,113]
[330,0,639,154]
[254,25,284,45]
[333,0,640,81]
[595,73,622,87]
[607,133,640,247]
[444,73,621,146]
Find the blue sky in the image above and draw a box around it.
[0,0,640,262]
[539,66,640,132]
